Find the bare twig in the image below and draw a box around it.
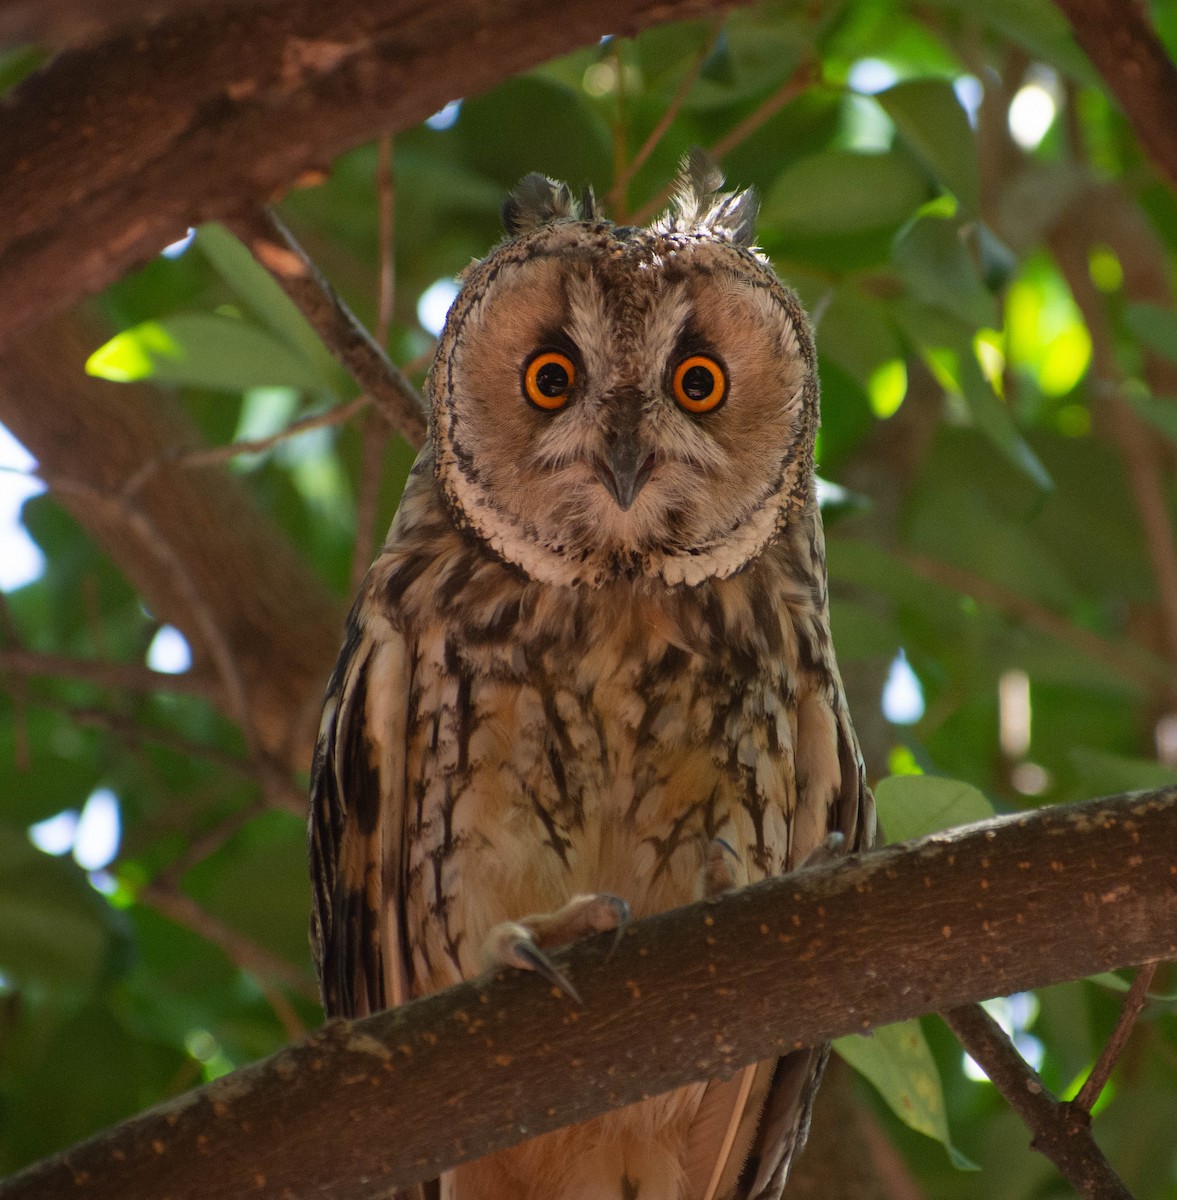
[897,549,1168,692]
[140,882,318,1007]
[45,476,261,759]
[122,393,372,499]
[606,24,720,219]
[232,206,427,449]
[350,135,398,590]
[1073,963,1159,1113]
[942,1003,1133,1199]
[0,645,215,699]
[0,591,30,770]
[630,58,817,225]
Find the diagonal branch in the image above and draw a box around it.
[942,1003,1133,1199]
[4,787,1174,1200]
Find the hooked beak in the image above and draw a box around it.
[593,435,656,512]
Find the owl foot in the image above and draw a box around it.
[703,837,740,897]
[797,831,845,870]
[482,893,630,1004]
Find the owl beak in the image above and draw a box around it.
[594,437,655,512]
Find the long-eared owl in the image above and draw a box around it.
[309,153,875,1200]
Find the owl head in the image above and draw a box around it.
[428,153,820,589]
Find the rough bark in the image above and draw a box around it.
[0,0,748,348]
[3,787,1174,1200]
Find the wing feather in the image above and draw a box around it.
[308,604,412,1018]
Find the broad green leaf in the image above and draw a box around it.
[196,224,339,384]
[86,313,330,392]
[893,215,997,329]
[874,774,996,844]
[835,1021,978,1170]
[876,78,980,216]
[893,302,1053,490]
[762,150,929,237]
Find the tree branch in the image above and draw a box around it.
[0,0,750,347]
[942,1004,1132,1199]
[4,787,1174,1200]
[1052,0,1177,197]
[231,206,428,450]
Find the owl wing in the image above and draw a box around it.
[308,601,413,1019]
[683,679,874,1200]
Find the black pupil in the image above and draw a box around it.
[535,360,569,397]
[682,364,715,400]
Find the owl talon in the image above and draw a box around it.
[484,921,582,1002]
[703,837,741,897]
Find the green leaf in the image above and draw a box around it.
[893,302,1053,490]
[835,1021,978,1169]
[762,150,929,237]
[1124,302,1177,363]
[893,215,997,329]
[874,774,996,844]
[86,313,330,392]
[876,78,980,216]
[196,224,339,384]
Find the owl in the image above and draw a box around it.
[309,152,875,1200]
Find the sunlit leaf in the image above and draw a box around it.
[835,1021,978,1169]
[762,150,929,237]
[86,314,331,392]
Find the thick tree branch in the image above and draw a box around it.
[1052,0,1177,197]
[0,0,747,347]
[4,788,1174,1200]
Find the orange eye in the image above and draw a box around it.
[524,351,576,411]
[672,355,726,414]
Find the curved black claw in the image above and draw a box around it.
[603,895,631,959]
[512,938,582,1003]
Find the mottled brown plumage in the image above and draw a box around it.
[309,155,875,1200]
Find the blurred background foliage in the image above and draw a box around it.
[1,0,1176,1195]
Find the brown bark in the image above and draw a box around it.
[3,787,1174,1200]
[0,0,748,349]
[1052,0,1177,196]
[0,309,341,765]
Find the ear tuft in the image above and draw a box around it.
[656,149,760,249]
[502,173,589,235]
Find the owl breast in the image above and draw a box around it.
[379,499,819,997]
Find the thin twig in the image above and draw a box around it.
[0,591,30,771]
[122,394,371,499]
[232,206,427,449]
[630,58,817,226]
[46,475,260,759]
[1074,963,1159,1112]
[350,134,398,590]
[140,882,318,1007]
[942,1003,1134,1199]
[0,645,216,698]
[605,24,720,219]
[898,549,1168,691]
